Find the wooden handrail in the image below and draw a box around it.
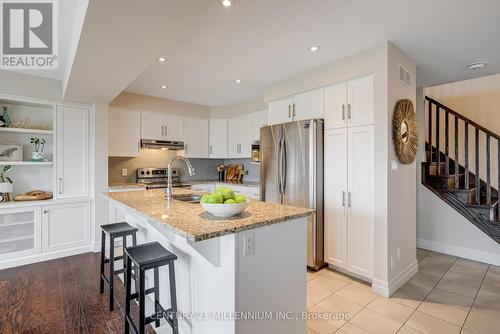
[425,96,500,140]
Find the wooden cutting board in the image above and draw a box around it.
[13,190,53,201]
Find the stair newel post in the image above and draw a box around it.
[428,100,432,163]
[436,105,440,174]
[475,128,480,205]
[465,123,469,190]
[454,117,459,189]
[486,134,491,206]
[445,111,449,175]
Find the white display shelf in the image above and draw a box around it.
[0,127,53,135]
[0,161,53,166]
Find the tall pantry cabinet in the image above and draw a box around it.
[323,74,374,279]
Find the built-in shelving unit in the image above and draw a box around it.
[0,97,54,197]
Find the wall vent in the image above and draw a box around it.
[398,64,411,87]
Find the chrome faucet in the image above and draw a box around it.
[165,156,196,200]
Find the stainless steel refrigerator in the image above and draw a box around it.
[260,119,324,270]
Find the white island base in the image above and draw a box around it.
[115,206,307,334]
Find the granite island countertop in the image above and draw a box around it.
[102,188,313,242]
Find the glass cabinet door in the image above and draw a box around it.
[0,207,41,260]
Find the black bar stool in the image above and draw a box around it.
[124,241,179,334]
[99,222,138,311]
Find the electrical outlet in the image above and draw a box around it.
[391,160,398,172]
[243,232,255,256]
[121,169,128,177]
[390,255,395,270]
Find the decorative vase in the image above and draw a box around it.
[32,151,45,161]
[0,182,13,202]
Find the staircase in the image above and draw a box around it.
[422,96,500,244]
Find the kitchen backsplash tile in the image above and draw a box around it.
[108,150,260,183]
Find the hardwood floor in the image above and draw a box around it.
[0,252,155,334]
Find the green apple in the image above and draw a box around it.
[200,194,210,203]
[207,193,223,204]
[224,199,236,204]
[235,194,247,203]
[219,188,235,200]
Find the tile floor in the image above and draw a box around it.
[306,249,500,334]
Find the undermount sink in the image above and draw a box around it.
[173,194,201,203]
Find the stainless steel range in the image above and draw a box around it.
[136,168,191,189]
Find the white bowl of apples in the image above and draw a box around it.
[200,187,249,217]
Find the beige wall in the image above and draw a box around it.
[0,71,62,101]
[386,43,417,284]
[111,91,210,118]
[210,96,267,119]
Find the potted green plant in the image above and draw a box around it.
[0,165,13,202]
[30,137,46,161]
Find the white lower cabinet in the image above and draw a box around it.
[42,202,91,252]
[0,207,42,261]
[324,125,374,279]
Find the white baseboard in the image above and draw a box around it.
[372,260,418,297]
[418,238,500,266]
[0,245,94,270]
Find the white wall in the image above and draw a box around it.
[111,92,210,118]
[264,42,418,296]
[0,71,62,100]
[386,44,417,290]
[210,96,267,119]
[417,75,500,265]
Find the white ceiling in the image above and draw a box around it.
[124,0,500,106]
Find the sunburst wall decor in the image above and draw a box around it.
[392,99,418,164]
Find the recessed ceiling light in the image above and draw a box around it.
[222,0,232,7]
[467,61,486,71]
[235,79,242,84]
[161,85,167,89]
[309,45,320,52]
[158,57,166,62]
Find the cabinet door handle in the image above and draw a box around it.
[342,191,345,207]
[164,125,167,137]
[342,104,345,120]
[209,145,213,155]
[58,177,63,195]
[185,144,188,153]
[43,210,48,214]
[348,192,352,208]
[161,126,164,136]
[347,104,351,120]
[293,103,296,117]
[288,105,291,118]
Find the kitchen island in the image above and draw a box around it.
[103,188,313,334]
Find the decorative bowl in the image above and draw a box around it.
[200,200,249,217]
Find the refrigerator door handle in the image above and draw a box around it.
[275,135,282,197]
[280,135,287,195]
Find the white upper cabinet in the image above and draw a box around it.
[347,74,374,127]
[267,88,323,125]
[227,113,253,158]
[184,118,209,158]
[109,106,141,157]
[292,89,324,121]
[209,119,228,159]
[141,111,184,141]
[324,81,348,129]
[268,97,293,125]
[56,105,90,199]
[324,74,374,130]
[252,110,268,142]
